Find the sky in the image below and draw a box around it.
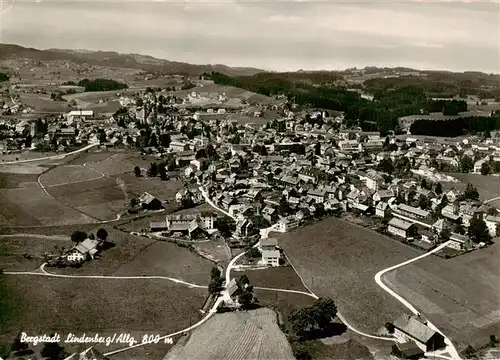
[1,0,499,73]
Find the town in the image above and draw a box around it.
[0,44,499,360]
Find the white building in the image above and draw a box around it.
[276,216,299,233]
[260,238,280,267]
[484,215,500,237]
[338,140,362,152]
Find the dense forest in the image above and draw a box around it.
[77,78,128,92]
[410,112,500,137]
[364,72,500,100]
[206,71,478,135]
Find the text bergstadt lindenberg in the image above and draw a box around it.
[20,332,173,347]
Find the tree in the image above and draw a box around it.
[407,190,416,203]
[147,162,158,177]
[196,148,207,160]
[99,130,107,144]
[464,183,479,201]
[149,133,158,147]
[160,133,171,148]
[238,275,250,286]
[40,340,67,360]
[311,297,337,330]
[11,333,29,354]
[238,289,255,308]
[134,166,141,177]
[454,222,466,235]
[158,162,168,181]
[435,182,443,195]
[210,267,221,279]
[96,228,108,241]
[385,322,395,334]
[245,247,261,260]
[468,216,491,244]
[376,159,394,174]
[205,143,218,160]
[314,142,321,156]
[418,195,431,210]
[439,228,451,242]
[481,162,491,175]
[459,155,473,173]
[70,231,87,243]
[420,178,428,190]
[130,198,139,208]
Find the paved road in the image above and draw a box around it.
[375,240,461,360]
[1,143,98,165]
[484,195,500,204]
[200,187,394,342]
[5,263,208,289]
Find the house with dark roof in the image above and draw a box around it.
[392,341,425,359]
[393,315,445,352]
[138,192,163,210]
[388,218,417,239]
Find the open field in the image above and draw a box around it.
[0,163,48,174]
[0,275,205,358]
[0,171,39,188]
[237,266,309,292]
[0,187,94,226]
[277,218,422,334]
[173,82,273,104]
[48,229,214,285]
[0,150,59,163]
[254,289,315,318]
[192,237,232,265]
[47,173,183,220]
[0,235,72,271]
[66,150,116,165]
[47,177,128,221]
[383,241,500,350]
[449,173,500,202]
[40,164,103,186]
[164,308,295,360]
[113,240,214,285]
[49,229,154,275]
[19,92,68,112]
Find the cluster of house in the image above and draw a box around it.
[149,211,217,239]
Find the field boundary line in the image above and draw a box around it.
[4,263,208,289]
[375,240,462,360]
[281,252,396,342]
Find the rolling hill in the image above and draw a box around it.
[0,43,264,77]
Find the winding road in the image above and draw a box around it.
[2,186,462,359]
[375,240,460,359]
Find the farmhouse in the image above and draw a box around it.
[68,238,100,262]
[388,218,417,239]
[138,192,163,210]
[393,315,446,352]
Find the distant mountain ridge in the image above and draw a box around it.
[0,43,264,77]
